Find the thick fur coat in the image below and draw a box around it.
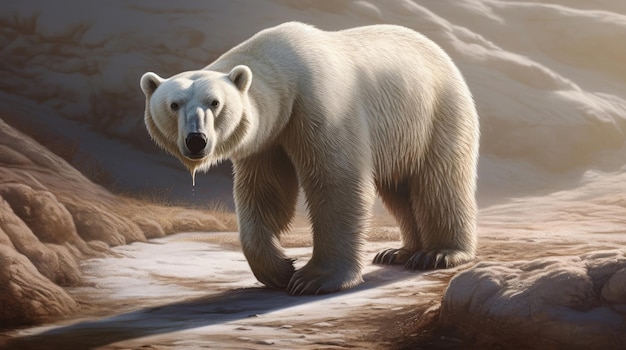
[140,22,479,295]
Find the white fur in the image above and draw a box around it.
[141,22,480,295]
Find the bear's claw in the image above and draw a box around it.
[287,269,334,295]
[404,249,474,270]
[287,278,324,296]
[404,251,449,270]
[287,264,363,295]
[372,248,411,265]
[374,248,474,270]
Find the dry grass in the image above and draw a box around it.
[278,215,403,248]
[368,225,401,242]
[163,214,403,250]
[167,231,241,249]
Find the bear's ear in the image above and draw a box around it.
[228,65,252,92]
[140,72,164,98]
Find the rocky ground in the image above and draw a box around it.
[2,168,625,348]
[0,119,236,328]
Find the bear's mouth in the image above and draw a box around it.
[184,153,207,160]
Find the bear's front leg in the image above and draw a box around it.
[287,166,375,295]
[234,147,299,290]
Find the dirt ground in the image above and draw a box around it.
[1,227,453,349]
[4,187,625,350]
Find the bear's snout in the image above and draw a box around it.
[185,132,208,156]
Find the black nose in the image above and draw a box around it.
[185,133,207,154]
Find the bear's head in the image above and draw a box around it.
[140,66,252,173]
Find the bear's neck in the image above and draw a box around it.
[211,59,298,160]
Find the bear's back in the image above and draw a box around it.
[209,22,477,177]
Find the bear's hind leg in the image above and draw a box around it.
[404,153,477,270]
[372,180,423,266]
[234,147,299,290]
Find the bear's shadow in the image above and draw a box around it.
[7,267,421,350]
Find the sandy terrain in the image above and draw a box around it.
[4,232,450,349]
[1,0,625,348]
[4,173,625,349]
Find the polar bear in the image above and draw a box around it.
[140,22,479,295]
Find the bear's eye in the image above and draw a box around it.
[210,100,220,108]
[170,102,179,111]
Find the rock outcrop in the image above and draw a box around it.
[0,118,235,327]
[441,250,626,349]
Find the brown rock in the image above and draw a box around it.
[0,245,78,326]
[0,118,234,326]
[0,183,92,255]
[0,198,80,285]
[441,250,626,348]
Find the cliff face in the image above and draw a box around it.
[0,118,235,327]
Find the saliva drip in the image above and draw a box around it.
[191,168,197,196]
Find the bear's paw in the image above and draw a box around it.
[374,248,475,270]
[372,248,413,265]
[249,257,295,290]
[404,249,475,270]
[287,264,363,295]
